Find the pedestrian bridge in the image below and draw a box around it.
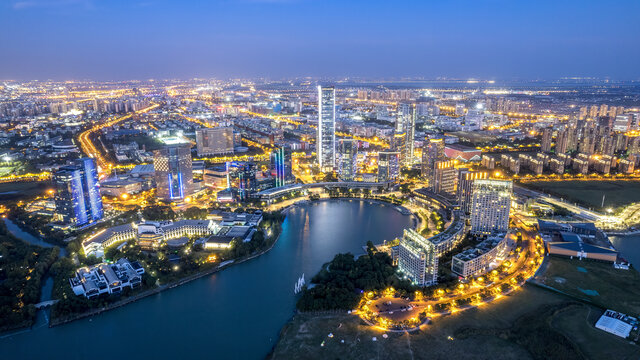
[34,300,59,309]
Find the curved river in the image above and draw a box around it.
[1,199,413,359]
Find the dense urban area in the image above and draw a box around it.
[1,78,640,359]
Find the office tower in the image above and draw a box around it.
[396,102,410,134]
[195,127,235,156]
[431,160,457,196]
[470,179,512,234]
[541,128,553,153]
[396,103,416,167]
[589,105,598,119]
[317,86,336,172]
[392,132,406,165]
[421,137,446,184]
[154,144,194,201]
[398,229,438,286]
[377,151,400,182]
[338,138,357,181]
[270,146,293,188]
[54,158,104,227]
[237,162,256,201]
[457,169,488,215]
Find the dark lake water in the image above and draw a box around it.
[610,235,640,267]
[0,200,413,359]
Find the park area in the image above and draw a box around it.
[270,285,640,360]
[532,256,640,316]
[523,180,640,211]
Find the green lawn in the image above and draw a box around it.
[270,285,640,360]
[0,181,48,202]
[534,256,640,316]
[524,180,640,210]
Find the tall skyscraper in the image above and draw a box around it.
[54,158,103,227]
[338,138,357,181]
[470,179,512,234]
[457,169,488,215]
[196,127,235,156]
[271,146,293,188]
[541,128,553,153]
[396,102,416,167]
[377,151,400,182]
[317,86,336,172]
[154,144,194,201]
[421,137,446,184]
[237,162,256,201]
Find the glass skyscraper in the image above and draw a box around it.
[154,144,194,201]
[271,146,293,188]
[317,86,336,172]
[338,138,357,181]
[377,151,400,182]
[54,157,104,227]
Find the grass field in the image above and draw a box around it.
[534,256,640,316]
[0,181,48,201]
[523,180,640,210]
[270,285,640,360]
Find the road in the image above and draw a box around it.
[514,185,603,221]
[358,210,545,329]
[76,104,159,175]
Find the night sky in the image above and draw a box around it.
[1,0,639,80]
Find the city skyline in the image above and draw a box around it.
[1,0,640,80]
[2,2,640,358]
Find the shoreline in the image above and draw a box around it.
[15,198,415,336]
[49,228,283,328]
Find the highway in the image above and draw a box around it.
[513,185,603,221]
[76,104,159,175]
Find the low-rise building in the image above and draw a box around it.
[69,258,144,299]
[595,310,637,338]
[451,232,510,277]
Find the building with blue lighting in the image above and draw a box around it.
[270,146,293,188]
[153,144,194,202]
[54,157,104,227]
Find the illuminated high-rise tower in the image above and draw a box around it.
[317,86,336,172]
[421,138,446,186]
[396,102,416,167]
[470,179,512,234]
[154,144,194,201]
[54,158,103,227]
[377,151,400,182]
[338,138,357,181]
[271,146,293,188]
[457,169,488,215]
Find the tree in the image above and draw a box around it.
[183,206,208,220]
[142,205,176,221]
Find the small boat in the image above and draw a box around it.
[294,273,306,294]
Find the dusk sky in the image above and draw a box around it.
[1,0,639,80]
